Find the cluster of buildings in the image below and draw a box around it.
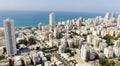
[0,12,120,66]
[14,50,50,66]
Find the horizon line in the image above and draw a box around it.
[0,9,115,14]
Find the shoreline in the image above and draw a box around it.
[15,26,37,29]
[0,11,105,28]
[0,25,38,29]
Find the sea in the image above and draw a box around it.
[0,11,105,28]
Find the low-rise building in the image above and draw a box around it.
[59,44,66,53]
[0,59,9,66]
[81,45,97,61]
[113,47,120,57]
[114,40,120,48]
[22,56,32,66]
[104,47,114,58]
[31,54,41,65]
[67,38,74,48]
[14,56,22,66]
[44,61,51,66]
[99,42,107,51]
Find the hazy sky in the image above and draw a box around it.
[0,0,119,13]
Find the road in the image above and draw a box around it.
[53,52,72,66]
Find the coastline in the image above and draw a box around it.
[0,11,104,27]
[0,27,4,29]
[0,25,38,29]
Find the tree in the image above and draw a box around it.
[109,60,115,66]
[18,39,28,45]
[99,58,108,66]
[99,58,116,66]
[0,56,4,60]
[82,34,87,41]
[103,35,111,45]
[28,38,36,45]
[116,61,120,66]
[21,59,25,66]
[3,47,6,54]
[103,34,116,46]
[9,59,14,66]
[118,58,120,61]
[46,55,51,61]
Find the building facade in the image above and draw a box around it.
[49,12,55,29]
[4,18,17,57]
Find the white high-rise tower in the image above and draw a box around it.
[104,12,110,19]
[49,12,55,28]
[117,15,120,28]
[4,18,17,57]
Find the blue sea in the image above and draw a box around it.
[0,11,104,27]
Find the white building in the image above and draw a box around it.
[87,35,92,43]
[76,17,83,27]
[59,44,66,53]
[67,38,74,48]
[61,37,67,45]
[110,13,116,22]
[44,61,51,66]
[117,15,120,28]
[114,40,120,48]
[54,27,60,39]
[113,48,120,57]
[92,30,100,36]
[38,23,44,30]
[49,33,53,40]
[22,56,32,66]
[74,37,80,46]
[14,56,22,66]
[81,45,97,61]
[92,37,102,49]
[101,29,107,37]
[104,12,110,20]
[99,42,107,51]
[49,12,55,29]
[3,18,17,57]
[104,47,114,58]
[60,53,70,60]
[49,39,53,47]
[32,54,41,66]
[41,57,47,62]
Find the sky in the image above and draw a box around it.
[0,0,120,13]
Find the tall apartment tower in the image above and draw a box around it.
[117,15,120,28]
[3,18,17,57]
[49,12,55,29]
[104,12,110,20]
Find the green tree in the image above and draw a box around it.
[116,61,120,66]
[21,59,25,66]
[103,34,116,46]
[18,40,28,45]
[103,35,111,45]
[9,59,14,66]
[109,60,115,66]
[0,56,4,60]
[28,38,36,45]
[118,58,120,61]
[99,58,108,66]
[82,34,87,41]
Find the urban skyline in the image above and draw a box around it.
[0,0,120,66]
[0,11,120,66]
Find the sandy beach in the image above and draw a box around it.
[0,27,4,36]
